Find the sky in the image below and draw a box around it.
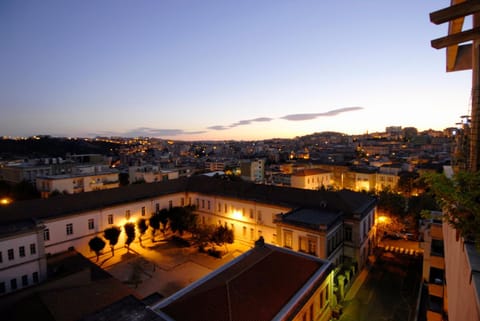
[0,1,474,141]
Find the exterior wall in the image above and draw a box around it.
[0,229,46,295]
[291,172,332,190]
[375,173,399,191]
[343,207,375,269]
[191,192,289,246]
[292,270,334,321]
[37,172,119,196]
[443,224,480,321]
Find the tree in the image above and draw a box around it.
[88,236,106,262]
[169,206,198,236]
[149,213,161,242]
[124,222,136,251]
[211,225,234,252]
[137,218,148,245]
[376,188,406,217]
[104,226,121,256]
[158,208,169,235]
[423,171,480,244]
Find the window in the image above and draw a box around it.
[309,304,314,321]
[250,228,254,240]
[19,246,25,257]
[243,226,247,237]
[284,231,293,249]
[224,204,227,213]
[257,210,262,221]
[156,203,160,212]
[308,238,317,256]
[319,291,324,309]
[0,282,5,294]
[0,251,2,263]
[344,225,353,242]
[43,228,50,241]
[207,200,211,210]
[250,209,254,219]
[181,198,185,206]
[66,223,73,235]
[32,272,39,283]
[108,214,114,224]
[141,206,146,216]
[196,198,200,208]
[30,244,36,255]
[88,218,95,230]
[10,279,17,290]
[299,237,307,252]
[169,200,173,209]
[218,203,221,212]
[326,284,329,301]
[8,249,14,261]
[125,210,130,220]
[22,275,28,286]
[201,199,205,208]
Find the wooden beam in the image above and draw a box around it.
[430,0,480,25]
[447,44,472,72]
[431,26,480,49]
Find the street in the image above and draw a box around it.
[339,250,422,321]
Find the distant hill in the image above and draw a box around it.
[0,137,120,160]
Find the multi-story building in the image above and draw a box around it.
[36,166,119,198]
[0,176,376,297]
[153,243,335,321]
[290,168,333,190]
[128,165,179,184]
[240,158,265,183]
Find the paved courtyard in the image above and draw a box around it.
[88,236,251,298]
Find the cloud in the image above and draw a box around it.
[207,125,230,131]
[281,106,363,121]
[95,127,206,137]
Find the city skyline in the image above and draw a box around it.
[0,1,473,141]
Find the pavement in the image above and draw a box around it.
[82,234,252,299]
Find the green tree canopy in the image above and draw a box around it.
[88,236,106,262]
[104,226,121,256]
[423,171,480,244]
[124,222,136,250]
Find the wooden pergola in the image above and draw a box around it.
[430,0,480,172]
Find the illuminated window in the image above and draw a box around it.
[284,231,293,249]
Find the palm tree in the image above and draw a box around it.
[124,222,136,251]
[88,236,106,262]
[104,226,121,256]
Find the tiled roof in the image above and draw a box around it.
[155,244,332,321]
[278,207,343,230]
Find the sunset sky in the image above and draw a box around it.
[0,1,473,141]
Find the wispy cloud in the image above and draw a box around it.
[93,127,206,137]
[208,107,363,130]
[281,107,364,121]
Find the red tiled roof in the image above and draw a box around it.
[157,245,330,321]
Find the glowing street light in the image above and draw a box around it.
[0,197,12,205]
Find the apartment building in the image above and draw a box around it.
[290,168,333,190]
[240,158,265,183]
[36,167,119,198]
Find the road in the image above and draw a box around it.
[339,250,422,321]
